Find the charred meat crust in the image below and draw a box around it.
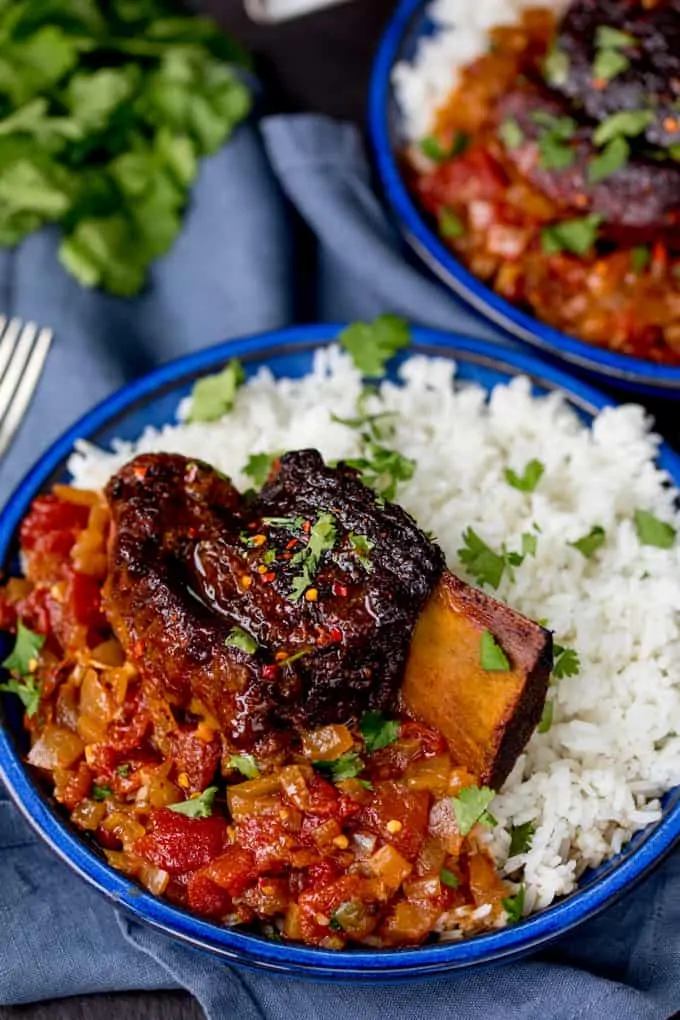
[497,86,680,244]
[104,450,445,749]
[554,0,680,149]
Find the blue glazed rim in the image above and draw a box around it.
[368,0,680,395]
[1,323,679,981]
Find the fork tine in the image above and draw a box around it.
[0,320,37,414]
[0,318,25,384]
[0,328,52,460]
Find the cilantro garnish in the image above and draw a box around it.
[521,532,537,558]
[346,443,415,502]
[553,645,580,679]
[227,754,259,779]
[570,525,606,559]
[420,132,468,162]
[502,883,525,924]
[289,511,337,602]
[480,630,510,672]
[328,900,362,932]
[116,764,131,778]
[499,118,524,150]
[0,622,45,717]
[594,110,655,147]
[593,47,629,82]
[225,627,259,654]
[277,649,309,668]
[532,110,577,171]
[451,786,497,836]
[438,207,465,239]
[543,45,570,86]
[348,532,374,571]
[458,528,506,589]
[541,214,602,256]
[314,752,364,783]
[168,785,218,818]
[634,509,676,549]
[537,701,553,734]
[92,784,112,802]
[509,822,535,856]
[339,314,411,378]
[261,515,305,530]
[243,451,279,488]
[504,458,544,492]
[595,26,636,50]
[2,621,45,677]
[187,360,245,423]
[588,136,629,184]
[360,711,400,753]
[440,868,459,888]
[630,247,650,273]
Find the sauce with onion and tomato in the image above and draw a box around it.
[408,8,680,363]
[0,487,516,948]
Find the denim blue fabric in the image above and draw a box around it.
[0,114,678,1018]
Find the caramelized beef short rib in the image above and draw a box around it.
[105,451,551,784]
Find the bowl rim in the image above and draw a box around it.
[1,322,680,980]
[368,0,680,392]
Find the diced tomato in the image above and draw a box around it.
[302,773,342,818]
[235,816,298,871]
[56,761,92,811]
[65,570,105,632]
[298,874,379,943]
[20,495,89,550]
[135,808,227,873]
[417,146,508,212]
[301,859,342,891]
[202,847,256,896]
[16,586,55,637]
[171,727,221,793]
[358,781,430,861]
[186,872,234,919]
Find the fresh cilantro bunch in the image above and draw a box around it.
[0,0,251,295]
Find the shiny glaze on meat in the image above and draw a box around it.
[104,451,445,750]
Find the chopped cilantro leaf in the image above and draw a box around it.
[345,444,415,502]
[570,525,606,559]
[634,509,676,549]
[243,451,279,488]
[2,621,45,677]
[553,646,580,679]
[594,110,655,147]
[458,528,506,589]
[314,752,364,783]
[438,206,465,239]
[360,711,400,752]
[521,532,537,558]
[278,649,309,668]
[595,26,636,50]
[593,47,629,82]
[537,701,553,734]
[187,360,245,423]
[0,675,41,717]
[499,117,524,150]
[588,136,629,184]
[543,45,570,86]
[339,314,411,378]
[480,630,511,672]
[451,785,497,836]
[92,784,112,802]
[509,822,535,856]
[502,883,525,923]
[116,764,131,778]
[541,214,602,256]
[504,458,544,492]
[349,532,374,571]
[532,112,577,171]
[440,868,459,888]
[225,627,259,654]
[420,135,448,162]
[289,511,337,602]
[262,548,276,565]
[168,785,218,818]
[227,754,259,779]
[630,246,650,273]
[261,515,305,530]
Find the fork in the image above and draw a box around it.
[0,317,53,461]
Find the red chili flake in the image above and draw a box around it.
[187,527,197,538]
[302,520,311,534]
[329,627,343,643]
[263,572,276,583]
[262,664,279,680]
[282,552,292,560]
[133,465,148,480]
[286,538,298,550]
[332,582,348,598]
[133,640,144,656]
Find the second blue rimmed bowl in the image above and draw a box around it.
[368,0,680,397]
[0,324,679,981]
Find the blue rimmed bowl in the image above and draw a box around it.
[1,324,679,981]
[369,0,680,397]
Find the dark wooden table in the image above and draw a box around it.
[4,2,677,1017]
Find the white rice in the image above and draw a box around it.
[68,348,680,914]
[393,0,569,142]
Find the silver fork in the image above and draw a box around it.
[0,317,53,460]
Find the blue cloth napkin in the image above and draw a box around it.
[0,114,678,1020]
